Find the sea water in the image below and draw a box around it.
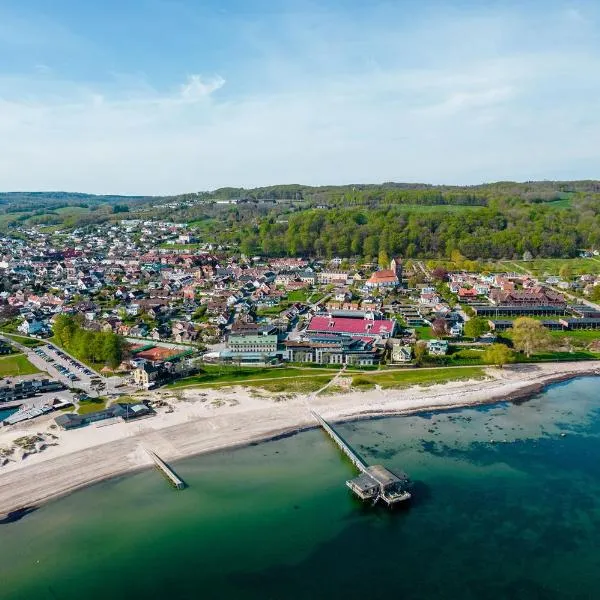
[1,377,600,599]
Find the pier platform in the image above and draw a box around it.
[311,410,411,507]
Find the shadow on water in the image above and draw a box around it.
[0,506,37,525]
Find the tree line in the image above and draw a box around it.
[230,201,600,259]
[52,314,125,369]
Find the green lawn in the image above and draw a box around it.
[520,351,600,362]
[1,333,44,347]
[414,326,435,340]
[506,258,599,276]
[351,366,486,390]
[286,289,311,302]
[77,399,107,415]
[166,365,335,389]
[0,354,41,377]
[256,305,283,317]
[549,330,600,342]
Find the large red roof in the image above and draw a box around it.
[307,315,394,336]
[367,269,398,284]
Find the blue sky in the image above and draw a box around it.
[1,0,599,194]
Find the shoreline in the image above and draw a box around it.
[0,361,598,519]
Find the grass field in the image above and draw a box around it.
[506,258,600,276]
[77,398,107,415]
[286,289,311,302]
[166,365,335,389]
[0,354,41,377]
[351,366,486,390]
[414,326,435,340]
[1,333,44,347]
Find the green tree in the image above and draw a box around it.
[510,317,551,357]
[589,286,600,301]
[414,341,428,366]
[378,249,390,269]
[464,317,490,339]
[559,264,572,280]
[483,343,514,368]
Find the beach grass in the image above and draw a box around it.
[166,365,335,389]
[351,366,486,390]
[0,354,41,377]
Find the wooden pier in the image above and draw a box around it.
[311,410,411,507]
[145,448,185,490]
[311,410,368,472]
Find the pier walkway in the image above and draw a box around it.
[311,410,411,507]
[145,448,185,490]
[310,410,367,472]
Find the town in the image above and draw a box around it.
[0,209,598,438]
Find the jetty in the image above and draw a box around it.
[311,410,411,507]
[145,448,185,490]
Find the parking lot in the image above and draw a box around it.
[34,345,102,393]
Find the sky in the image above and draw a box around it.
[1,0,599,195]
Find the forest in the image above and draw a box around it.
[181,182,600,260]
[3,180,600,260]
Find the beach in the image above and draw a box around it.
[0,361,598,517]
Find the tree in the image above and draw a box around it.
[464,317,490,339]
[378,249,390,269]
[589,285,600,302]
[510,317,551,357]
[559,264,572,280]
[483,343,514,368]
[432,318,448,337]
[432,266,449,281]
[414,341,428,366]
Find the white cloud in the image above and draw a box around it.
[180,74,225,101]
[0,3,599,194]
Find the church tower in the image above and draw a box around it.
[390,257,402,280]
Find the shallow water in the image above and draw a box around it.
[0,408,17,421]
[1,377,600,599]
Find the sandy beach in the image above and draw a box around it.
[0,361,598,517]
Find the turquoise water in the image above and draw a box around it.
[0,408,17,421]
[2,377,600,599]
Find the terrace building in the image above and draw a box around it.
[283,334,377,366]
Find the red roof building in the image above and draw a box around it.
[307,315,396,338]
[365,269,399,289]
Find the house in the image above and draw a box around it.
[317,270,349,285]
[458,288,478,300]
[171,321,198,343]
[427,339,449,356]
[55,402,152,429]
[390,341,412,363]
[448,323,462,337]
[18,318,49,337]
[133,363,161,388]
